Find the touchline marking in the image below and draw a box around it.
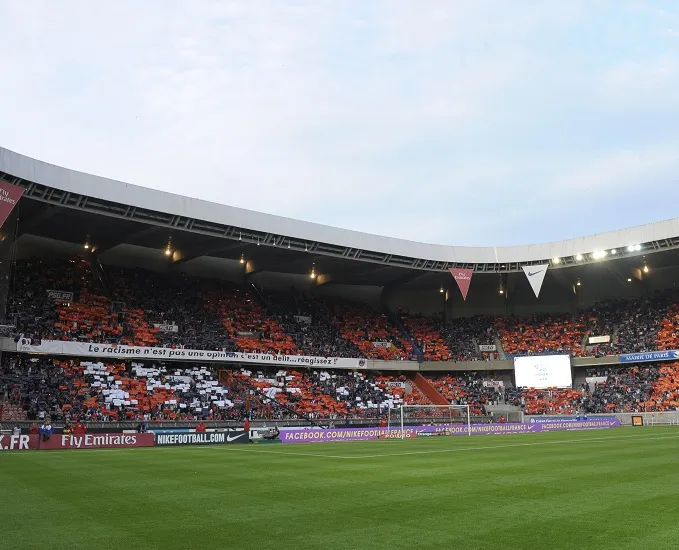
[221,433,679,460]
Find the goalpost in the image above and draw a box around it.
[387,404,472,438]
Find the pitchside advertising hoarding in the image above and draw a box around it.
[1,431,249,451]
[278,418,621,443]
[154,431,249,446]
[0,433,155,451]
[2,419,621,450]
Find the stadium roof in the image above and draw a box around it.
[2,146,679,283]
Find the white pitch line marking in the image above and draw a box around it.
[220,432,679,460]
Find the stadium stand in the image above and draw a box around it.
[107,267,237,351]
[12,256,679,363]
[426,372,504,415]
[444,315,498,361]
[495,313,587,357]
[0,356,240,422]
[314,297,413,360]
[2,349,444,422]
[259,289,363,358]
[397,312,452,361]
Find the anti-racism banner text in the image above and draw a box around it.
[17,339,368,369]
[279,418,620,443]
[450,268,473,301]
[0,180,24,229]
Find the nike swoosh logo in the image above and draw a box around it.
[226,433,246,442]
[527,270,544,277]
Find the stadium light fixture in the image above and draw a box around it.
[643,265,649,273]
[164,238,172,257]
[552,257,560,265]
[576,280,582,286]
[499,287,504,295]
[592,250,607,260]
[627,244,642,252]
[575,254,583,261]
[239,253,245,264]
[439,285,444,293]
[627,278,632,282]
[310,266,316,279]
[84,235,90,250]
[610,249,617,255]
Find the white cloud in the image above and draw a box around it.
[595,59,679,108]
[1,1,678,246]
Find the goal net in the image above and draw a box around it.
[387,405,471,438]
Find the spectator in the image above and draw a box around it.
[39,420,53,441]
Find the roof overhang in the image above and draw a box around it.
[2,146,678,274]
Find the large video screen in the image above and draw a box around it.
[514,355,572,389]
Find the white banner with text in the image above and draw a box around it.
[17,339,368,369]
[153,324,179,333]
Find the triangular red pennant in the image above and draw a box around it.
[449,268,473,301]
[0,181,24,229]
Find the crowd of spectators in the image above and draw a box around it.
[7,353,679,422]
[261,289,363,358]
[1,356,72,421]
[427,372,504,415]
[495,313,586,357]
[0,356,245,422]
[236,368,414,419]
[583,294,674,357]
[397,313,452,361]
[581,365,660,413]
[107,267,236,351]
[12,256,679,363]
[444,315,498,361]
[1,355,437,422]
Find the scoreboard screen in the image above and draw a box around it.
[514,355,572,389]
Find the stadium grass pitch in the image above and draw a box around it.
[3,427,679,549]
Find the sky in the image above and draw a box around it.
[1,1,678,247]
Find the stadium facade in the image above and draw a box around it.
[1,145,679,373]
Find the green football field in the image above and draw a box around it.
[3,427,679,549]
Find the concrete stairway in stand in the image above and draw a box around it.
[406,373,449,405]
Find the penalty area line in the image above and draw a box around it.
[221,432,679,460]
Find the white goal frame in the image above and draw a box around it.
[388,404,472,438]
